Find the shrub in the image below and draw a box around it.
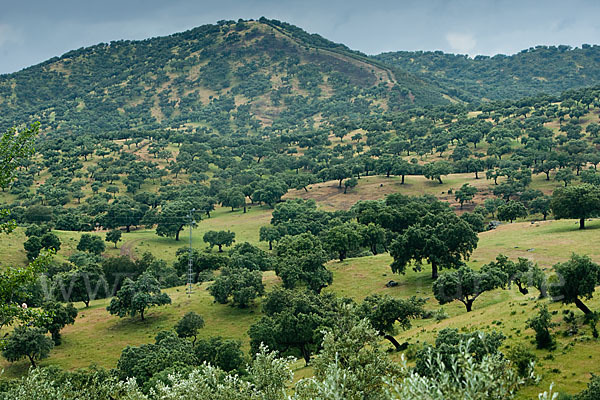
[414,328,505,377]
[574,374,600,400]
[194,336,245,372]
[507,343,536,376]
[527,304,555,349]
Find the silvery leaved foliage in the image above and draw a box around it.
[0,367,147,400]
[386,339,536,400]
[0,333,560,400]
[293,306,402,400]
[149,345,294,400]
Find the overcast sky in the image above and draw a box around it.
[1,0,599,74]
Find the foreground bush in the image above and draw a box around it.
[0,320,561,400]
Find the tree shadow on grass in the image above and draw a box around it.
[546,220,600,234]
[0,358,33,379]
[107,310,171,332]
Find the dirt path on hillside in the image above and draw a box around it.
[120,240,138,259]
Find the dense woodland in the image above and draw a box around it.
[3,84,600,241]
[1,18,600,400]
[377,45,600,101]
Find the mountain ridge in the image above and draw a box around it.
[375,44,600,101]
[0,19,448,136]
[3,18,600,137]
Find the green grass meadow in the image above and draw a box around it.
[1,176,599,398]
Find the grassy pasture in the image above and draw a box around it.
[285,170,567,212]
[114,204,273,263]
[1,174,599,398]
[2,218,599,398]
[2,170,570,268]
[285,173,490,211]
[325,219,600,398]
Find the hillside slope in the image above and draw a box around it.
[0,18,447,136]
[376,45,600,101]
[2,218,599,399]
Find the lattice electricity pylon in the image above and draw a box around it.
[187,209,196,297]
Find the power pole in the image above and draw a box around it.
[187,209,195,297]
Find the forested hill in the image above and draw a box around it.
[0,18,448,136]
[375,45,600,102]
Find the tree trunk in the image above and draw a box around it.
[475,171,479,179]
[303,186,308,192]
[301,345,311,365]
[140,309,145,321]
[465,300,473,312]
[51,331,60,345]
[28,354,36,368]
[218,245,223,253]
[344,186,348,194]
[269,241,273,251]
[517,284,529,295]
[575,298,592,315]
[126,225,131,233]
[580,218,585,229]
[431,262,438,280]
[437,177,443,184]
[383,334,402,351]
[401,175,405,184]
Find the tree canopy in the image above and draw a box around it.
[357,294,426,350]
[2,326,54,368]
[551,184,600,229]
[40,301,78,345]
[175,311,205,345]
[275,233,332,293]
[433,265,506,312]
[203,230,236,252]
[549,254,600,315]
[390,211,478,279]
[208,267,265,308]
[107,272,171,320]
[248,288,338,365]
